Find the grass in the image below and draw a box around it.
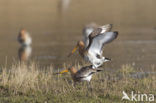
[0,62,155,103]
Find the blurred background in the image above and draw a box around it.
[0,0,156,70]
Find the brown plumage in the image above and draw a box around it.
[18,29,32,46]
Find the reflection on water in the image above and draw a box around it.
[0,0,156,70]
[18,46,32,62]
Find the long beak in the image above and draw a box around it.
[68,45,78,57]
[58,69,69,74]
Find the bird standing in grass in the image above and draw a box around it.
[68,24,118,68]
[58,65,102,82]
[18,29,32,46]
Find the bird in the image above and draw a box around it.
[18,29,32,46]
[68,24,118,68]
[58,65,102,82]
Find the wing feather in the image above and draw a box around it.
[88,32,118,54]
[83,24,113,48]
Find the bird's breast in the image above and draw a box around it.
[81,75,92,82]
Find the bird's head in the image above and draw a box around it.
[67,40,84,57]
[19,28,26,36]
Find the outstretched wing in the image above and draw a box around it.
[83,24,113,48]
[88,31,118,54]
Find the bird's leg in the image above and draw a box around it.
[103,57,111,62]
[72,81,77,88]
[87,82,93,92]
[92,65,97,69]
[92,57,103,68]
[93,62,101,69]
[92,60,98,69]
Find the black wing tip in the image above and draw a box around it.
[113,31,119,38]
[109,24,113,26]
[114,31,118,35]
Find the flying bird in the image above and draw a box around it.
[68,24,118,68]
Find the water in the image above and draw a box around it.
[0,0,156,70]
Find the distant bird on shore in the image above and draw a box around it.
[58,65,102,82]
[68,24,118,68]
[18,29,32,46]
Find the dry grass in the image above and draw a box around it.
[0,62,155,103]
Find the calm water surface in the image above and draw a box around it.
[0,0,156,71]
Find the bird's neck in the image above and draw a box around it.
[69,68,77,75]
[78,44,85,57]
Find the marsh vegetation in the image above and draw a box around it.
[0,62,155,103]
